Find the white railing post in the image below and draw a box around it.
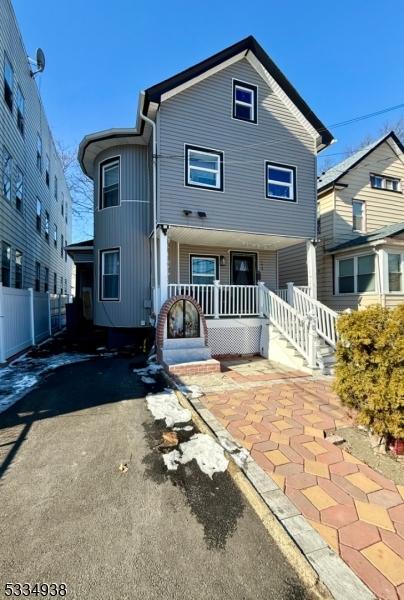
[29,288,35,345]
[47,292,52,336]
[258,281,265,317]
[0,283,6,363]
[287,282,294,307]
[213,280,220,319]
[307,310,317,369]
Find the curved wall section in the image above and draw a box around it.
[93,144,151,327]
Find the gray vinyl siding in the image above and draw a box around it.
[158,58,317,239]
[93,145,151,327]
[0,0,72,293]
[277,244,307,287]
[168,243,277,289]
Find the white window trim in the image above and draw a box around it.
[265,162,297,202]
[184,145,223,192]
[335,252,378,295]
[190,255,218,284]
[232,79,257,124]
[386,250,404,294]
[370,173,401,192]
[3,148,12,201]
[100,248,121,301]
[352,200,366,233]
[99,156,121,210]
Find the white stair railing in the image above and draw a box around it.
[292,286,338,348]
[261,286,317,368]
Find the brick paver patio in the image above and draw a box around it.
[180,357,404,600]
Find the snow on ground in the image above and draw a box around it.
[163,433,229,478]
[146,390,191,427]
[0,353,94,414]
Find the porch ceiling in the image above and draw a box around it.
[167,226,306,251]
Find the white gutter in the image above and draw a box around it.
[139,92,158,314]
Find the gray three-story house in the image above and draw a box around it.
[0,0,72,296]
[74,36,337,368]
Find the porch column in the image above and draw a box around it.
[306,240,317,299]
[158,228,169,311]
[377,247,388,306]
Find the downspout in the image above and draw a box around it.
[139,94,158,316]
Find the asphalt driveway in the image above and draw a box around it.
[0,356,313,600]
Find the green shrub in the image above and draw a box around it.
[334,304,404,439]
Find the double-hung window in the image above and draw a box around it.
[100,248,120,300]
[100,157,120,208]
[44,267,49,293]
[336,254,376,294]
[54,224,57,247]
[370,173,401,192]
[190,255,218,285]
[4,54,13,112]
[16,86,24,135]
[232,80,257,123]
[2,147,12,201]
[15,250,22,288]
[388,253,403,292]
[45,155,50,186]
[185,145,223,191]
[352,200,365,232]
[15,166,23,211]
[1,241,11,287]
[266,163,296,202]
[35,262,40,292]
[36,135,42,172]
[36,198,42,233]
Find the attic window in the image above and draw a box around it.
[370,173,400,192]
[232,80,257,123]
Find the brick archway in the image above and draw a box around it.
[156,295,208,350]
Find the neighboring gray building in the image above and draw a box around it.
[0,0,72,295]
[74,36,335,361]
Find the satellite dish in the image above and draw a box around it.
[36,48,45,72]
[30,48,46,77]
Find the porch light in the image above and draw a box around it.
[220,256,226,266]
[183,209,192,216]
[160,224,169,235]
[197,211,207,218]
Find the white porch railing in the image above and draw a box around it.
[262,286,317,367]
[292,286,338,349]
[167,282,260,318]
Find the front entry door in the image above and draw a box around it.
[231,253,256,285]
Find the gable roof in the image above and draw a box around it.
[329,222,404,253]
[143,35,333,149]
[318,131,404,193]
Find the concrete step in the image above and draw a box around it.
[163,337,206,350]
[163,346,212,365]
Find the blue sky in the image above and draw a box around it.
[13,0,404,241]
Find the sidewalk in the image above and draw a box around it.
[178,357,404,600]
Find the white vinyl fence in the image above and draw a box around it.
[0,283,70,362]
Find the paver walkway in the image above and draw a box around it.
[180,357,404,600]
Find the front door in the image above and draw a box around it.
[231,253,256,285]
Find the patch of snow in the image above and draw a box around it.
[146,391,191,427]
[0,353,93,414]
[133,363,163,377]
[141,376,156,385]
[173,425,194,432]
[218,436,250,468]
[177,384,203,399]
[163,433,228,478]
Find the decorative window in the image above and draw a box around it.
[54,224,57,247]
[4,54,13,112]
[336,254,375,294]
[15,250,22,289]
[352,200,365,232]
[190,255,218,284]
[36,135,42,172]
[45,155,50,186]
[16,86,24,135]
[44,267,49,293]
[232,80,257,123]
[1,241,11,287]
[15,166,23,211]
[36,198,42,233]
[54,175,58,201]
[100,158,120,209]
[370,173,401,192]
[167,299,200,339]
[185,145,223,191]
[388,253,403,292]
[100,249,120,300]
[35,262,40,292]
[44,211,49,241]
[2,147,12,201]
[266,162,296,202]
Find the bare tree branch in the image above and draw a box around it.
[56,141,94,228]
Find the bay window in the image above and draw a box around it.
[336,254,376,294]
[388,253,403,292]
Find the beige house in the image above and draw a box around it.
[279,131,404,311]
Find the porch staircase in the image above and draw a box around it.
[261,285,338,375]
